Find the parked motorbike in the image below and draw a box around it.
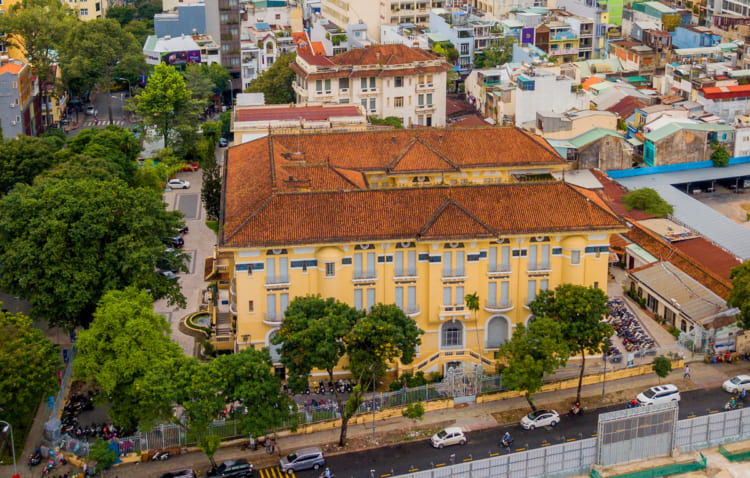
[28,448,42,467]
[725,399,742,411]
[568,403,585,417]
[151,450,170,461]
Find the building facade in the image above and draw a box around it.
[209,127,625,375]
[206,0,241,90]
[291,44,450,127]
[0,57,39,138]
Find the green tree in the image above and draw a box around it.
[202,149,222,220]
[652,355,672,383]
[183,62,214,110]
[0,308,62,436]
[205,63,232,96]
[0,173,186,330]
[0,0,76,131]
[465,292,482,350]
[530,284,612,403]
[123,19,152,46]
[368,116,402,128]
[245,51,297,104]
[199,435,222,469]
[89,438,118,476]
[473,38,516,68]
[131,63,201,148]
[402,401,425,431]
[623,187,674,217]
[0,135,63,195]
[106,4,136,26]
[67,126,142,183]
[728,261,750,329]
[432,42,459,63]
[711,144,730,167]
[134,147,186,191]
[74,288,183,430]
[498,316,569,411]
[60,18,145,125]
[340,303,422,446]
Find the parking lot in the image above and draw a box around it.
[688,184,750,228]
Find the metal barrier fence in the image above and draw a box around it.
[675,407,750,452]
[52,346,78,420]
[393,438,598,478]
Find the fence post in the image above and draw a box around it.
[161,424,165,450]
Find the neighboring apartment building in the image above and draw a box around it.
[208,127,624,373]
[320,0,445,42]
[291,44,450,127]
[205,0,241,90]
[0,57,40,138]
[428,8,501,73]
[642,121,735,166]
[143,34,221,66]
[697,84,750,123]
[706,0,750,22]
[555,0,618,57]
[155,3,207,37]
[68,0,108,20]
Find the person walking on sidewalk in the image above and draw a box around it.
[683,365,691,379]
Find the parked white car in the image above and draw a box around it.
[167,179,190,190]
[723,375,750,394]
[636,384,680,406]
[520,409,560,430]
[430,427,467,448]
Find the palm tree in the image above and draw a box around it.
[465,292,481,350]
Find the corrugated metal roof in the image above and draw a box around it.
[630,261,728,322]
[569,128,623,148]
[644,122,735,142]
[625,243,658,263]
[615,163,750,260]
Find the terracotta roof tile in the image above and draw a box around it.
[222,182,624,247]
[606,96,645,118]
[419,198,496,239]
[672,237,741,282]
[330,44,439,66]
[449,114,489,127]
[387,138,458,173]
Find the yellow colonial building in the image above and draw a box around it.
[208,127,624,377]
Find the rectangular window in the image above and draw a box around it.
[489,246,497,269]
[280,293,289,316]
[325,262,335,277]
[418,94,424,106]
[267,294,276,318]
[552,247,562,256]
[456,286,464,305]
[324,79,331,93]
[361,77,367,90]
[361,98,367,110]
[408,286,416,310]
[541,245,550,269]
[354,253,362,276]
[500,281,509,306]
[395,251,403,276]
[316,79,323,93]
[369,97,376,112]
[266,258,275,282]
[529,245,537,269]
[394,96,404,107]
[339,78,349,89]
[367,252,376,274]
[527,280,536,304]
[443,251,452,276]
[407,250,416,274]
[395,76,404,87]
[427,74,433,85]
[502,246,510,270]
[369,77,376,89]
[395,286,404,309]
[540,279,548,291]
[248,300,254,312]
[443,287,451,306]
[366,288,376,310]
[456,251,465,276]
[427,93,433,106]
[96,2,100,11]
[571,250,581,265]
[354,289,363,310]
[488,281,497,304]
[80,8,88,15]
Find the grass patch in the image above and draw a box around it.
[206,220,219,233]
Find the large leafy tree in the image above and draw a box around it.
[473,38,516,68]
[74,287,183,430]
[202,145,222,220]
[498,316,569,411]
[0,0,76,131]
[0,308,62,435]
[131,63,201,148]
[729,261,750,330]
[623,187,674,217]
[530,284,612,403]
[59,18,145,125]
[66,126,142,183]
[245,51,297,104]
[342,304,422,445]
[0,169,186,330]
[0,135,64,195]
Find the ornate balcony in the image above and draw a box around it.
[439,304,470,320]
[488,264,511,278]
[353,271,377,284]
[442,268,467,281]
[264,274,290,287]
[394,268,418,281]
[484,299,513,313]
[263,313,284,326]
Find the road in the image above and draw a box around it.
[256,387,736,478]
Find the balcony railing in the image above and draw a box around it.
[527,262,552,274]
[484,299,513,313]
[403,304,421,318]
[394,268,418,280]
[265,274,290,287]
[353,271,377,283]
[442,268,467,280]
[263,312,284,326]
[488,264,511,277]
[439,304,470,319]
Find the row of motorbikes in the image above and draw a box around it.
[303,398,340,413]
[286,379,356,395]
[606,298,656,353]
[61,391,95,435]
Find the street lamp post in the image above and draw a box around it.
[0,420,17,476]
[371,370,376,443]
[116,77,132,97]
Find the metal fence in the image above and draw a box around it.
[52,346,78,420]
[392,438,598,478]
[675,407,750,452]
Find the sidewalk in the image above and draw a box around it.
[5,359,740,478]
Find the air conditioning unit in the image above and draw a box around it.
[11,120,18,125]
[9,101,16,108]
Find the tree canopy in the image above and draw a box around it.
[473,38,516,68]
[66,126,142,183]
[0,135,64,195]
[623,187,674,217]
[0,168,186,330]
[245,51,297,104]
[530,284,612,403]
[498,316,569,411]
[74,287,183,429]
[273,297,421,446]
[131,63,201,148]
[0,308,62,433]
[711,144,730,167]
[728,261,750,330]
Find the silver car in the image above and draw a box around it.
[279,447,325,474]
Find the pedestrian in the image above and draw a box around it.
[270,437,276,453]
[265,436,271,454]
[683,365,691,379]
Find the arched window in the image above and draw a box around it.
[441,321,463,348]
[486,316,509,348]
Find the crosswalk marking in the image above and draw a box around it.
[258,467,294,478]
[79,119,128,128]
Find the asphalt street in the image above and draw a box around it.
[257,387,738,478]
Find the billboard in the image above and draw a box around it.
[161,50,201,66]
[521,27,535,46]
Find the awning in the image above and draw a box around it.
[627,137,644,146]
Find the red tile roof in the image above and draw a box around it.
[606,96,645,118]
[387,138,458,173]
[330,44,439,66]
[449,114,489,127]
[672,237,741,281]
[236,105,363,122]
[311,42,326,56]
[700,84,750,100]
[0,62,24,75]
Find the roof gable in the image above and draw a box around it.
[388,138,458,173]
[419,198,496,239]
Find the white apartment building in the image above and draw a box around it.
[320,0,445,42]
[291,44,450,127]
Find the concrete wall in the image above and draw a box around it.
[654,129,733,166]
[543,112,618,140]
[155,4,207,37]
[577,135,633,171]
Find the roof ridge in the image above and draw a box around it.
[328,164,364,190]
[386,136,459,172]
[418,196,496,239]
